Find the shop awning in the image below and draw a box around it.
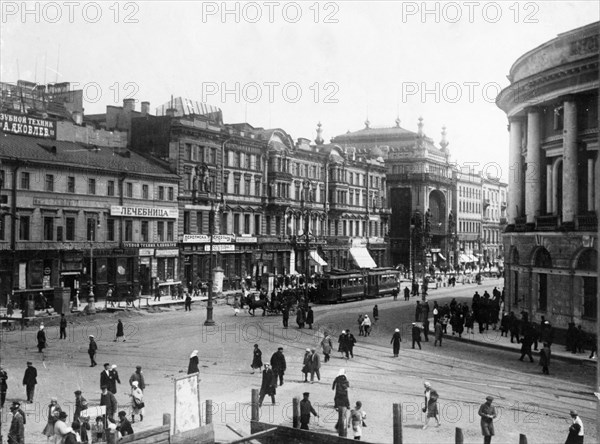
[309,250,327,266]
[459,254,470,263]
[469,255,478,262]
[349,247,377,269]
[437,253,446,261]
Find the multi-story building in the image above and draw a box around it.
[131,108,390,290]
[481,176,508,267]
[332,118,452,275]
[455,166,483,268]
[0,114,179,304]
[496,21,598,331]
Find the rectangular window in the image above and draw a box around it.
[168,187,174,201]
[244,177,250,195]
[142,184,149,200]
[254,215,260,235]
[157,221,164,241]
[126,182,133,198]
[167,222,174,241]
[45,174,54,192]
[255,180,261,196]
[88,178,96,195]
[19,216,30,240]
[107,219,115,241]
[141,221,149,242]
[107,180,115,196]
[234,214,240,234]
[21,172,30,190]
[210,148,217,164]
[275,216,281,235]
[67,176,75,193]
[183,211,190,234]
[66,217,75,241]
[86,218,96,241]
[125,220,133,241]
[43,217,54,240]
[583,277,597,319]
[266,216,271,235]
[196,211,203,233]
[244,214,250,234]
[234,178,240,195]
[158,186,165,200]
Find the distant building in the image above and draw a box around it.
[496,21,598,331]
[481,176,508,267]
[333,118,451,276]
[455,166,483,268]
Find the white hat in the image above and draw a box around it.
[131,381,139,387]
[111,365,117,369]
[306,348,311,352]
[190,350,198,358]
[424,381,431,387]
[337,369,345,376]
[89,335,94,338]
[395,328,399,332]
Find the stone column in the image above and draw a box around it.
[525,109,541,223]
[562,98,578,223]
[546,164,553,213]
[508,118,524,224]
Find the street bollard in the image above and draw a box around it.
[206,400,213,425]
[519,434,528,444]
[292,397,300,428]
[251,389,259,422]
[455,427,464,444]
[393,403,402,444]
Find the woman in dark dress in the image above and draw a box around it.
[332,369,350,409]
[251,344,263,374]
[187,350,199,374]
[390,328,401,357]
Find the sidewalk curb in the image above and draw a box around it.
[430,328,597,366]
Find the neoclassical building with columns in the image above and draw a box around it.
[496,21,598,332]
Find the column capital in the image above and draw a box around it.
[508,115,525,124]
[524,106,541,115]
[558,94,577,104]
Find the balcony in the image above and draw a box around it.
[576,214,598,231]
[535,215,559,231]
[514,216,528,232]
[262,196,290,207]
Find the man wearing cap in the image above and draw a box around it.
[22,361,37,403]
[88,336,98,367]
[100,386,118,421]
[129,366,146,391]
[8,403,25,444]
[299,392,319,430]
[302,349,311,383]
[565,410,584,444]
[411,323,422,350]
[117,410,134,436]
[270,347,287,386]
[308,348,321,383]
[258,364,276,407]
[73,390,88,422]
[478,396,497,444]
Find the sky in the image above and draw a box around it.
[1,1,598,180]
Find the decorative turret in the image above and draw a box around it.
[315,122,324,145]
[417,116,424,136]
[364,118,370,129]
[440,126,449,153]
[395,117,401,128]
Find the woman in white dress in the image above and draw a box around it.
[130,381,145,423]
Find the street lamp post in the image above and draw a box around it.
[205,201,216,326]
[87,219,100,314]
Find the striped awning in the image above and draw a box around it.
[309,250,327,266]
[350,247,377,269]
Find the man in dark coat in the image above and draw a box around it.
[306,306,314,329]
[332,369,350,409]
[88,335,98,367]
[282,306,289,328]
[100,363,112,390]
[299,392,319,430]
[117,411,134,436]
[0,365,7,408]
[115,319,125,342]
[519,330,535,363]
[59,314,67,339]
[22,361,37,403]
[129,366,146,391]
[270,347,287,386]
[100,386,118,421]
[346,330,357,358]
[37,325,47,353]
[479,396,497,444]
[184,292,192,311]
[258,364,276,407]
[411,323,422,350]
[404,286,410,301]
[73,390,88,421]
[8,404,25,444]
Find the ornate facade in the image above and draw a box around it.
[496,21,598,330]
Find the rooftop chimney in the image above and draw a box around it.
[166,108,177,117]
[72,111,83,125]
[141,101,150,116]
[123,98,135,113]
